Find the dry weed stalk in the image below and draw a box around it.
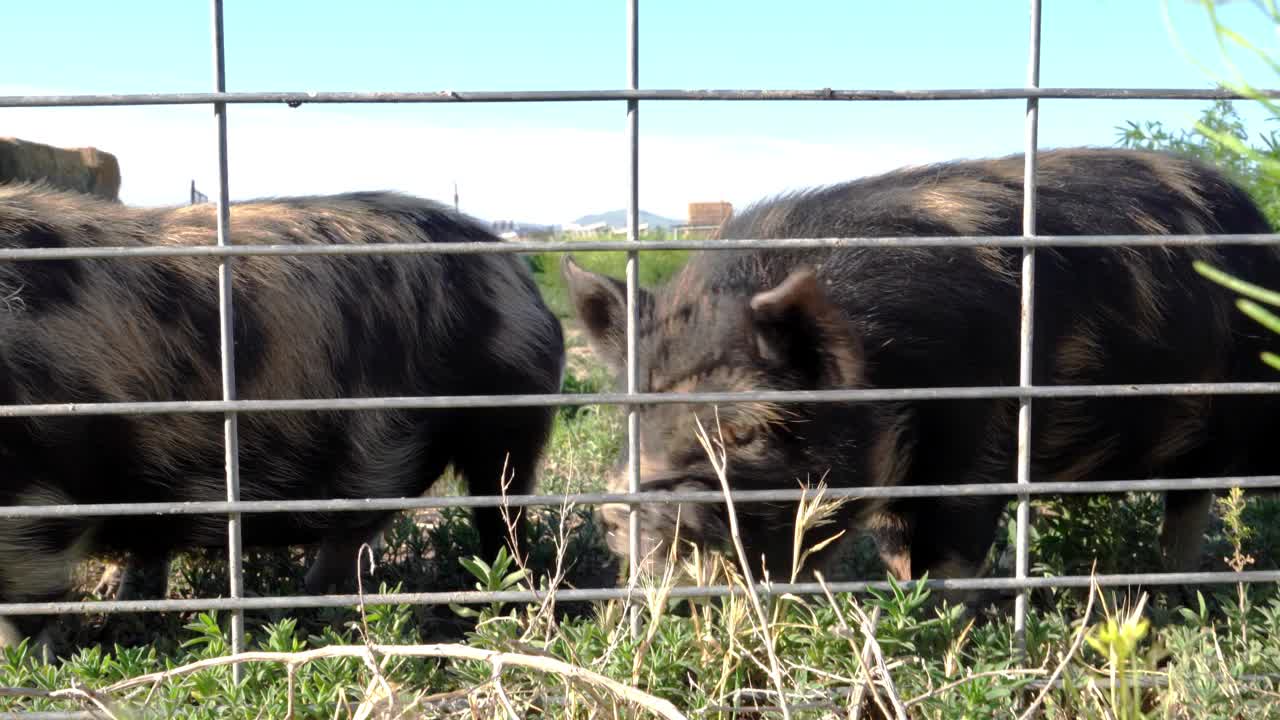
[0,641,688,720]
[352,543,398,717]
[808,571,889,720]
[630,535,682,685]
[849,608,892,720]
[1015,567,1101,720]
[845,596,909,719]
[693,409,793,720]
[785,472,848,586]
[688,548,754,708]
[493,454,580,651]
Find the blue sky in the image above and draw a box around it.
[2,1,1277,224]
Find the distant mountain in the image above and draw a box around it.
[572,209,682,228]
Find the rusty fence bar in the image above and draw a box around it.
[3,87,1280,108]
[209,0,247,679]
[1013,0,1042,660]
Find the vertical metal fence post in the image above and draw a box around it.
[210,0,246,680]
[1013,0,1043,661]
[624,0,643,638]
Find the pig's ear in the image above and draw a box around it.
[562,255,651,373]
[748,267,864,387]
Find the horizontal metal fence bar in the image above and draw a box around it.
[1,233,1280,263]
[0,707,97,712]
[0,707,96,712]
[3,87,1280,108]
[3,381,1280,418]
[4,475,1280,519]
[2,570,1277,617]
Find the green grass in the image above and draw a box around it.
[524,235,692,319]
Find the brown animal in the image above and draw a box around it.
[563,147,1278,603]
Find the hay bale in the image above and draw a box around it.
[687,201,732,227]
[0,136,122,201]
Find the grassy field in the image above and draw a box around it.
[3,240,1280,719]
[524,243,693,321]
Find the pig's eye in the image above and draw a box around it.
[720,423,757,447]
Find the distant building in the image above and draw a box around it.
[608,222,650,235]
[564,221,610,236]
[492,219,557,240]
[687,201,732,227]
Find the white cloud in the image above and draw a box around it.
[1,89,943,225]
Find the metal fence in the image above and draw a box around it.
[4,0,1280,709]
[189,180,208,205]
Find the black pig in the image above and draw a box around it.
[0,184,565,650]
[563,147,1278,601]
